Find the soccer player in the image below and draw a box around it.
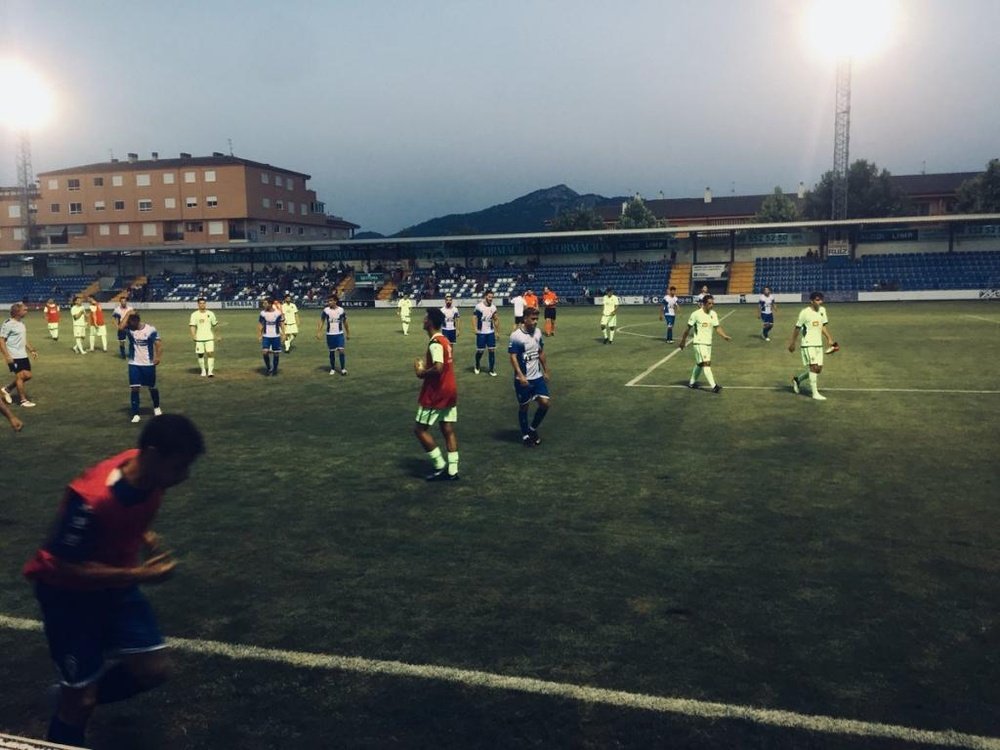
[125,313,163,423]
[257,298,285,376]
[282,293,300,351]
[522,288,539,312]
[1,302,39,407]
[113,295,134,359]
[678,294,732,393]
[600,287,620,344]
[541,286,558,336]
[87,296,108,352]
[441,293,460,344]
[397,293,414,336]
[189,297,219,377]
[316,294,349,375]
[23,414,204,748]
[44,298,61,341]
[789,291,836,401]
[413,307,459,481]
[696,284,710,305]
[758,286,776,341]
[509,307,551,447]
[70,295,88,355]
[510,290,526,332]
[659,286,681,343]
[473,290,500,375]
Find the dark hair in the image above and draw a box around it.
[426,307,445,329]
[702,294,714,303]
[523,306,539,317]
[196,296,206,302]
[810,291,825,301]
[127,313,141,325]
[139,414,205,458]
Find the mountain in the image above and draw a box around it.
[353,230,386,239]
[393,185,616,238]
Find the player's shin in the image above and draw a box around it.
[703,367,717,388]
[518,409,530,435]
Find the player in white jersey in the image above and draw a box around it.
[1,302,39,408]
[124,313,163,423]
[789,291,836,401]
[695,285,710,306]
[678,294,732,393]
[112,296,134,359]
[510,292,526,331]
[758,286,776,341]
[317,294,350,375]
[189,297,219,377]
[440,294,460,344]
[282,293,300,351]
[257,298,285,376]
[600,287,620,344]
[70,296,88,355]
[397,293,414,336]
[659,285,681,343]
[473,290,500,376]
[508,307,551,447]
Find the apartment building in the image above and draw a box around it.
[0,152,357,252]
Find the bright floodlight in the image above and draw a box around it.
[803,0,897,62]
[0,58,56,131]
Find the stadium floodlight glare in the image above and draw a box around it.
[803,0,897,63]
[0,58,56,132]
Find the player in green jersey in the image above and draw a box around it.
[678,294,732,393]
[788,291,836,401]
[188,298,219,377]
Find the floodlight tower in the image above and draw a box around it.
[831,58,851,221]
[15,130,36,250]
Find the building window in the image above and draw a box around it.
[69,203,83,215]
[186,197,198,208]
[184,171,196,183]
[136,174,151,187]
[118,224,130,235]
[184,221,203,232]
[272,224,280,233]
[112,175,123,187]
[7,205,20,219]
[67,179,81,191]
[99,224,110,236]
[47,179,58,190]
[261,172,269,184]
[94,201,105,211]
[164,197,176,209]
[300,204,308,216]
[206,196,218,208]
[93,177,104,187]
[276,200,283,211]
[284,225,292,234]
[287,201,295,214]
[13,228,24,241]
[274,175,283,188]
[142,223,157,237]
[163,172,175,185]
[138,199,153,212]
[287,178,294,191]
[262,198,271,209]
[259,224,268,234]
[297,226,304,235]
[208,221,224,235]
[114,200,125,211]
[205,170,216,183]
[50,203,60,213]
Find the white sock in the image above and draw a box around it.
[809,372,819,394]
[703,367,717,388]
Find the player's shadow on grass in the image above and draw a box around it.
[492,428,525,445]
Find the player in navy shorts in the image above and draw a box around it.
[23,415,204,747]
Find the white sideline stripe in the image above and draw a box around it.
[625,310,736,387]
[630,384,1000,394]
[964,315,999,324]
[2,615,997,750]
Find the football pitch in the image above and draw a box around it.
[1,301,998,749]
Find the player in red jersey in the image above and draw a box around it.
[43,298,61,341]
[413,307,459,480]
[23,415,204,747]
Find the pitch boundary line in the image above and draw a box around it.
[0,615,996,749]
[629,383,1000,394]
[625,310,737,387]
[964,315,999,324]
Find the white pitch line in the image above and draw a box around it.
[963,315,999,324]
[630,384,1000,394]
[625,310,736,387]
[0,615,996,749]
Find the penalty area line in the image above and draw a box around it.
[0,615,997,749]
[630,384,1000,394]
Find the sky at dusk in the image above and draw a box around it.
[0,0,997,235]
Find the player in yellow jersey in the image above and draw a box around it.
[788,291,836,401]
[188,297,220,377]
[600,287,620,344]
[678,294,732,392]
[282,293,300,351]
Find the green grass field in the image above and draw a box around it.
[1,302,998,749]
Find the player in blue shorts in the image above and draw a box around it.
[23,414,204,747]
[473,290,500,375]
[257,297,285,376]
[125,314,163,423]
[508,307,552,446]
[317,294,351,375]
[758,286,776,341]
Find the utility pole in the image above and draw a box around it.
[831,57,851,221]
[16,131,35,250]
